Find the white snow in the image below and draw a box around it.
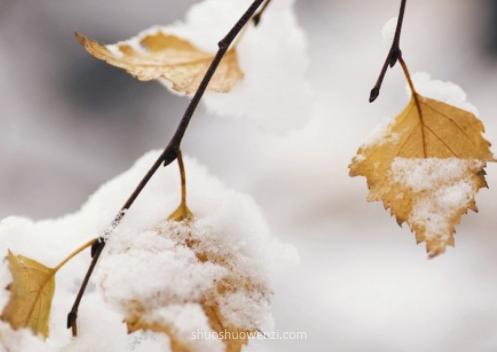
[381,17,397,43]
[360,119,400,148]
[102,0,312,132]
[2,1,497,352]
[410,72,479,116]
[140,304,225,352]
[391,158,483,193]
[163,0,312,131]
[0,151,297,352]
[391,158,484,241]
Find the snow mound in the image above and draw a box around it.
[165,0,313,131]
[0,151,298,351]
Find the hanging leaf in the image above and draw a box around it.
[350,94,495,257]
[76,31,244,95]
[1,251,56,338]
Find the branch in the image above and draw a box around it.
[369,0,407,102]
[253,0,272,26]
[67,0,266,336]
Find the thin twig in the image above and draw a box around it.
[369,0,407,102]
[253,0,272,26]
[67,0,266,336]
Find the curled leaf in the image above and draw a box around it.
[1,251,55,338]
[76,30,243,95]
[350,94,495,257]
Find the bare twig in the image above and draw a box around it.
[369,0,407,102]
[253,0,272,26]
[67,0,267,336]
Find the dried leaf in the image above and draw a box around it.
[1,251,56,337]
[76,31,243,94]
[350,94,495,257]
[125,303,250,352]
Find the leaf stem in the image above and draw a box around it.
[399,55,427,157]
[370,0,407,102]
[178,151,187,209]
[398,55,417,96]
[53,238,97,273]
[67,0,266,336]
[167,150,193,222]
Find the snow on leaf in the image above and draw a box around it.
[350,93,495,257]
[0,252,55,338]
[76,30,243,95]
[99,219,270,352]
[92,150,296,352]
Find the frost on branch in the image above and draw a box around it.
[350,75,495,257]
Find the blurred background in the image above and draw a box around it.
[1,0,497,351]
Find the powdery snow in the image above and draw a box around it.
[391,158,484,241]
[0,151,298,352]
[410,72,479,116]
[99,0,312,131]
[163,0,312,131]
[381,17,398,43]
[360,119,400,148]
[360,72,480,151]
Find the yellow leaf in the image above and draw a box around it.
[76,31,244,95]
[350,94,495,257]
[1,251,56,338]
